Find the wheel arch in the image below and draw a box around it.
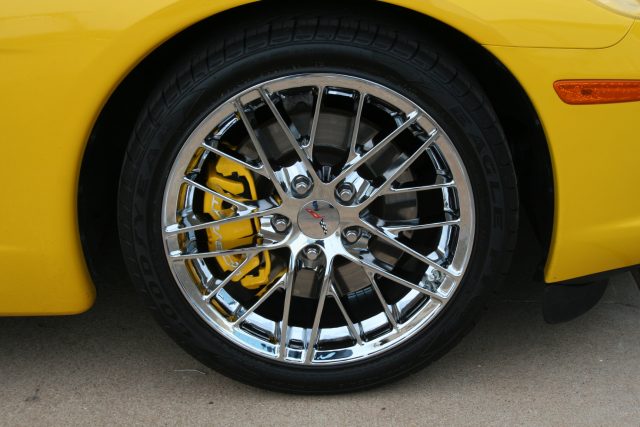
[78,0,553,284]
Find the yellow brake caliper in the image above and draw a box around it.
[202,155,271,291]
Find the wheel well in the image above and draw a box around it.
[78,0,553,284]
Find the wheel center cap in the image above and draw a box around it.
[298,200,340,239]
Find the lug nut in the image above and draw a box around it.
[343,228,360,244]
[303,246,320,261]
[271,215,289,233]
[336,182,355,202]
[292,175,311,196]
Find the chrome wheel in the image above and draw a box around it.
[162,74,475,365]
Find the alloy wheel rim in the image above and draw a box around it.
[162,74,475,365]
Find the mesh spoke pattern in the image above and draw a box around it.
[162,74,474,365]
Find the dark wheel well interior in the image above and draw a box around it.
[78,0,553,286]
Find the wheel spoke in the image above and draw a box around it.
[334,111,419,182]
[360,219,458,279]
[304,263,333,364]
[169,240,285,261]
[164,206,281,236]
[307,85,324,158]
[233,274,286,326]
[200,142,268,178]
[357,130,438,208]
[182,176,252,211]
[278,254,297,360]
[381,218,460,235]
[203,254,258,300]
[343,251,445,301]
[347,92,366,162]
[234,100,288,199]
[386,180,455,195]
[329,285,363,345]
[365,271,398,331]
[258,87,320,183]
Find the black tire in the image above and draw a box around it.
[118,4,518,394]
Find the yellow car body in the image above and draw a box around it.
[0,0,638,315]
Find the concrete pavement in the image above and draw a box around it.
[1,259,639,426]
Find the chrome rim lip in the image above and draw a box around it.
[161,73,475,365]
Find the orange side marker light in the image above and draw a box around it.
[554,80,640,105]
